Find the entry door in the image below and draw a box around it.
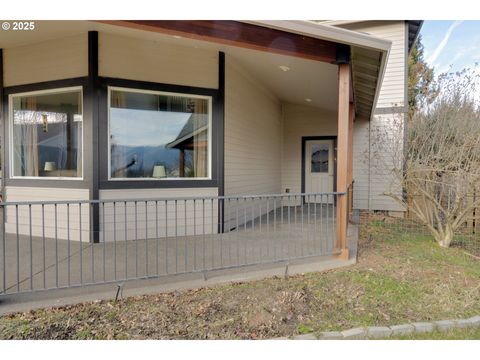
[304,140,334,202]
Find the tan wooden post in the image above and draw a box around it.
[336,63,351,259]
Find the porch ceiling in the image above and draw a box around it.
[249,21,390,120]
[224,47,339,111]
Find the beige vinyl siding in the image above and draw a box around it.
[224,55,282,228]
[3,34,88,87]
[281,103,337,195]
[342,21,406,108]
[368,114,405,211]
[98,32,218,89]
[4,187,90,241]
[99,188,218,241]
[352,118,370,210]
[224,56,282,197]
[351,114,405,212]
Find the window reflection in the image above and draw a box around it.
[11,88,83,178]
[109,89,210,179]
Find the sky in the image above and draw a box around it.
[421,20,480,76]
[110,109,190,147]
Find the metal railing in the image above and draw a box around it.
[0,192,346,295]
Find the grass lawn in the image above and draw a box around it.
[0,217,479,339]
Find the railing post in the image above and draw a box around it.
[218,198,225,234]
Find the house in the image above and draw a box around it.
[0,20,422,293]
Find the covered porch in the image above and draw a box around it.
[0,21,389,296]
[1,193,358,295]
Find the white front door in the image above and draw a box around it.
[304,139,334,202]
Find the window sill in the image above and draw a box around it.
[107,177,212,181]
[9,176,84,181]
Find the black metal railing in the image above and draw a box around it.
[0,192,347,295]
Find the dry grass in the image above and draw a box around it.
[1,218,479,339]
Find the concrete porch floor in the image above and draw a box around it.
[0,206,358,314]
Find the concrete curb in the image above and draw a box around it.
[286,315,480,340]
[0,256,357,316]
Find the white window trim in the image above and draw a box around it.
[9,86,84,181]
[107,86,213,181]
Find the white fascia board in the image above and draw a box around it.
[369,46,389,120]
[243,20,391,53]
[319,20,365,27]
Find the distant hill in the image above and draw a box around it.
[111,144,184,178]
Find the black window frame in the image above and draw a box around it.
[97,76,223,190]
[2,77,91,189]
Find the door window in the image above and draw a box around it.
[311,143,329,173]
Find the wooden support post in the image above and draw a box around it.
[336,63,351,259]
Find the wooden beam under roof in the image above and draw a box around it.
[97,20,339,64]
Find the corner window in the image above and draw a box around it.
[10,87,83,178]
[108,87,211,180]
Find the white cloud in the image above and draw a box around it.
[110,109,190,147]
[426,21,463,65]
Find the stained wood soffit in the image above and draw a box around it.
[98,20,341,64]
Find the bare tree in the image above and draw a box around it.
[372,69,480,247]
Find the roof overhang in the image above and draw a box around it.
[406,20,423,54]
[100,20,391,120]
[245,21,391,119]
[0,20,391,121]
[319,20,423,54]
[246,20,392,53]
[98,20,340,63]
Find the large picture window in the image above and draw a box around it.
[10,87,83,178]
[108,87,211,180]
